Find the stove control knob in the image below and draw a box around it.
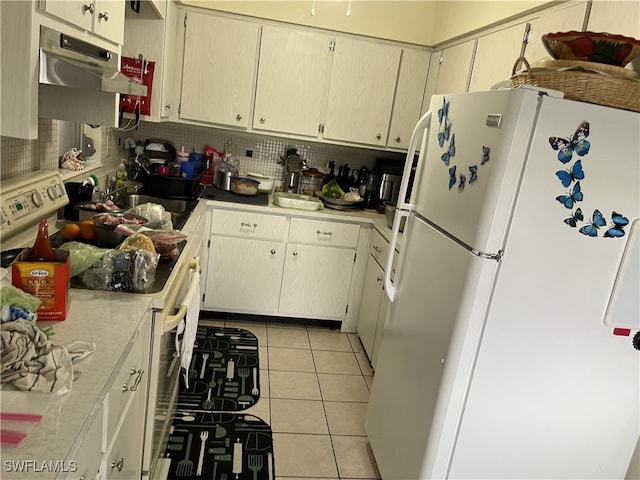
[633,331,640,351]
[47,186,58,200]
[31,191,43,208]
[56,184,66,197]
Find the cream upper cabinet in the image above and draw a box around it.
[40,0,125,44]
[323,36,402,147]
[425,39,476,99]
[179,12,260,129]
[253,25,333,138]
[92,0,125,44]
[469,23,528,92]
[525,2,589,64]
[587,0,640,40]
[387,48,430,149]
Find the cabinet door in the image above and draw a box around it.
[93,0,125,44]
[279,244,355,319]
[371,286,389,369]
[180,12,260,128]
[388,48,430,149]
[40,0,93,31]
[323,37,401,146]
[253,25,333,137]
[588,0,640,39]
[101,384,145,480]
[205,236,284,313]
[428,40,476,97]
[525,2,589,64]
[357,255,384,360]
[469,23,528,92]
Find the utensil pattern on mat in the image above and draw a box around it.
[164,414,274,480]
[176,433,194,477]
[178,326,260,411]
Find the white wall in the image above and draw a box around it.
[178,0,554,45]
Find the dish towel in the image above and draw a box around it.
[0,320,95,394]
[175,269,200,389]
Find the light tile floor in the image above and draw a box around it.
[200,316,381,480]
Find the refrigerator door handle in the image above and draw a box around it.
[398,110,432,211]
[384,208,410,304]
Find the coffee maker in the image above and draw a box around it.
[279,148,306,193]
[377,173,402,204]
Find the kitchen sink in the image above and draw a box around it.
[114,194,198,230]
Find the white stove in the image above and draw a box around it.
[0,171,69,249]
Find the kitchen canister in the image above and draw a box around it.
[298,168,324,195]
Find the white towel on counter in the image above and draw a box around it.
[0,320,95,394]
[174,269,200,389]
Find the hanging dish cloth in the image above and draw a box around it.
[175,268,201,389]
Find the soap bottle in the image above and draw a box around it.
[28,218,56,262]
[115,162,128,189]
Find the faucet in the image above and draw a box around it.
[100,185,131,202]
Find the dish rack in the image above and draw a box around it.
[510,57,640,112]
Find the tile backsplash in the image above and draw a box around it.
[111,121,405,181]
[0,119,59,180]
[1,118,406,187]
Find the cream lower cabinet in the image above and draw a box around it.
[279,217,360,320]
[279,243,356,319]
[205,236,285,312]
[203,209,287,313]
[357,229,397,369]
[60,312,150,480]
[203,208,363,322]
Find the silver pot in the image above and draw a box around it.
[217,170,234,191]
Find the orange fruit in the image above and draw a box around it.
[79,220,97,241]
[60,223,81,240]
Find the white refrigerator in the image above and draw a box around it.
[365,87,640,479]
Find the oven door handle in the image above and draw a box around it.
[164,257,200,333]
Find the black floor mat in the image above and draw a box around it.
[179,326,260,411]
[164,413,274,479]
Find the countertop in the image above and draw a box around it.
[1,287,152,478]
[203,193,403,250]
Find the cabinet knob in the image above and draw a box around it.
[376,133,382,140]
[376,276,382,282]
[83,4,95,13]
[111,458,124,472]
[99,11,109,21]
[395,136,401,143]
[293,251,298,256]
[236,114,243,121]
[270,249,276,255]
[260,117,265,124]
[165,104,171,110]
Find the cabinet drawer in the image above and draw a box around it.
[289,218,359,248]
[370,229,390,266]
[104,332,147,444]
[212,209,287,241]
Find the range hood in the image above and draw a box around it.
[39,26,147,96]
